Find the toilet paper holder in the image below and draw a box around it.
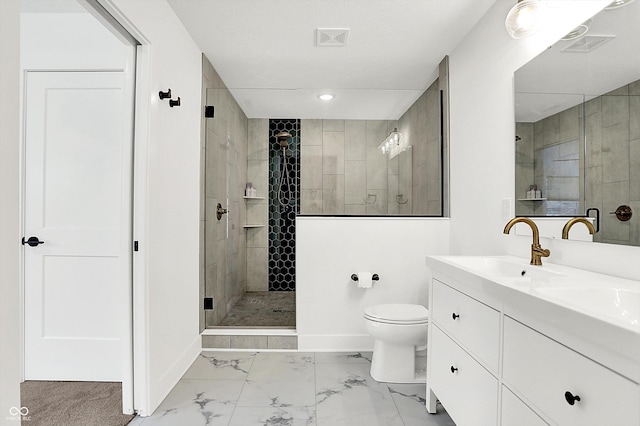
[351,273,379,282]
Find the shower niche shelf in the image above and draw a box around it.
[243,197,265,228]
[517,198,547,201]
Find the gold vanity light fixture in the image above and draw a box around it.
[505,0,546,39]
[562,217,596,239]
[503,217,550,265]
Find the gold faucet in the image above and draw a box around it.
[503,217,550,266]
[562,217,596,239]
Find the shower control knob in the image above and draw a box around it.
[450,366,458,374]
[216,203,228,220]
[452,313,460,320]
[609,205,632,222]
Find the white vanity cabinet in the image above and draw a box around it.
[426,256,640,426]
[431,280,500,372]
[503,317,639,426]
[429,323,499,425]
[501,386,548,426]
[428,279,500,425]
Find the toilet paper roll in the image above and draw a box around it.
[357,272,373,288]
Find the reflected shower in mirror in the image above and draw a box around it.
[514,1,639,246]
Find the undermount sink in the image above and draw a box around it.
[534,287,640,327]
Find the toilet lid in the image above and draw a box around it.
[364,304,429,324]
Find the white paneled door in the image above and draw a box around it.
[24,71,132,381]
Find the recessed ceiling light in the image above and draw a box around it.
[318,94,334,101]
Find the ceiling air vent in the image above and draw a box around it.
[561,35,615,53]
[316,28,349,47]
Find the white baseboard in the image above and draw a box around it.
[145,335,201,416]
[297,334,374,352]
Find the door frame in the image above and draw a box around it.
[94,0,154,415]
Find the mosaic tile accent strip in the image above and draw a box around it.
[268,119,300,291]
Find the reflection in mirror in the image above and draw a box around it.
[514,1,639,246]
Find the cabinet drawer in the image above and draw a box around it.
[502,386,548,426]
[503,317,639,426]
[431,279,500,372]
[430,324,498,426]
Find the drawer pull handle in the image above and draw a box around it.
[450,366,458,374]
[564,391,581,406]
[452,313,460,320]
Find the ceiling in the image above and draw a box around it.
[167,0,496,120]
[515,0,640,122]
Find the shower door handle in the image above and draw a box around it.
[216,203,228,220]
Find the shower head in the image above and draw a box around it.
[276,131,291,148]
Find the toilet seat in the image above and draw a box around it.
[364,304,429,325]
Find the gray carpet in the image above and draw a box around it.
[21,381,135,426]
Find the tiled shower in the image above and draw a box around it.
[201,55,445,329]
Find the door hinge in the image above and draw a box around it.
[133,241,139,252]
[204,298,214,310]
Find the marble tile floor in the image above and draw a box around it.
[217,292,296,327]
[129,351,455,426]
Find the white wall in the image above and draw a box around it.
[297,217,450,350]
[102,0,203,415]
[21,13,127,70]
[447,0,640,281]
[0,1,22,424]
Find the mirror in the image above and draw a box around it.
[514,1,640,246]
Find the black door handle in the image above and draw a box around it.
[22,236,45,247]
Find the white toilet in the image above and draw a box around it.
[363,303,429,383]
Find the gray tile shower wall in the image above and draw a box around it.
[298,79,442,216]
[201,55,249,327]
[301,119,399,215]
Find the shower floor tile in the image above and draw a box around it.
[218,291,296,327]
